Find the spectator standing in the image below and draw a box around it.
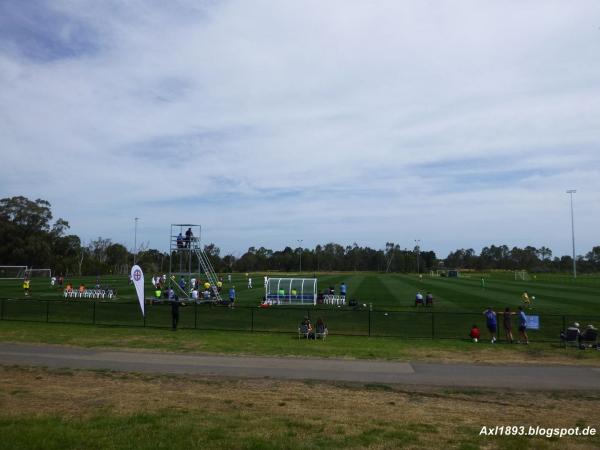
[502,307,515,343]
[517,306,529,344]
[171,298,179,331]
[185,227,193,247]
[176,233,184,249]
[483,307,497,343]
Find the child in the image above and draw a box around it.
[470,324,480,342]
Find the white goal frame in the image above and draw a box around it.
[25,268,52,278]
[514,270,530,281]
[0,266,28,279]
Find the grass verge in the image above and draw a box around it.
[1,365,599,450]
[1,321,600,366]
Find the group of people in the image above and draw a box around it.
[299,316,328,339]
[472,306,529,344]
[176,228,195,249]
[560,322,598,348]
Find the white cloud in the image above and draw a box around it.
[1,0,599,257]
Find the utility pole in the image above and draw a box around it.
[566,190,577,279]
[297,239,303,273]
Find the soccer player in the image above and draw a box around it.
[22,278,30,296]
[248,277,252,289]
[521,291,532,309]
[340,282,347,297]
[229,286,236,308]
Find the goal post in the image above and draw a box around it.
[0,266,28,279]
[25,268,52,279]
[514,270,530,281]
[265,278,317,305]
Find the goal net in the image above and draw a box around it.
[25,268,52,278]
[0,266,28,279]
[514,270,530,281]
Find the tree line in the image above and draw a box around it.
[1,196,599,275]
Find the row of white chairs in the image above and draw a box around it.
[63,289,115,299]
[323,295,346,306]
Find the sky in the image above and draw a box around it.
[1,0,599,258]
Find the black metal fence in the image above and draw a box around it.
[1,298,598,342]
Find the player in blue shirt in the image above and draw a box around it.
[229,286,236,308]
[483,307,497,343]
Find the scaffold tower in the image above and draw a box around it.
[168,224,222,303]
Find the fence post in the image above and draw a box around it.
[92,301,96,325]
[251,307,254,332]
[46,300,50,323]
[431,312,435,339]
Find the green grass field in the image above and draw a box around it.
[1,271,599,343]
[2,271,599,314]
[2,273,600,449]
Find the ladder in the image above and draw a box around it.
[192,240,222,302]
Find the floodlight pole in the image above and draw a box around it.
[415,239,421,274]
[566,190,577,279]
[134,217,139,265]
[297,239,303,273]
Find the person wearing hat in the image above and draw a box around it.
[580,324,598,347]
[569,322,581,335]
[560,322,581,344]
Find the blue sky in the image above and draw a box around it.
[1,0,599,258]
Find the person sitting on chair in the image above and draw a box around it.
[415,292,424,307]
[300,317,314,339]
[560,322,581,343]
[580,325,598,347]
[425,292,434,306]
[315,317,328,339]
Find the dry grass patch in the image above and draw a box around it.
[1,365,599,449]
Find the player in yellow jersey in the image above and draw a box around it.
[22,278,30,296]
[521,291,533,309]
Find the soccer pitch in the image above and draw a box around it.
[1,271,598,316]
